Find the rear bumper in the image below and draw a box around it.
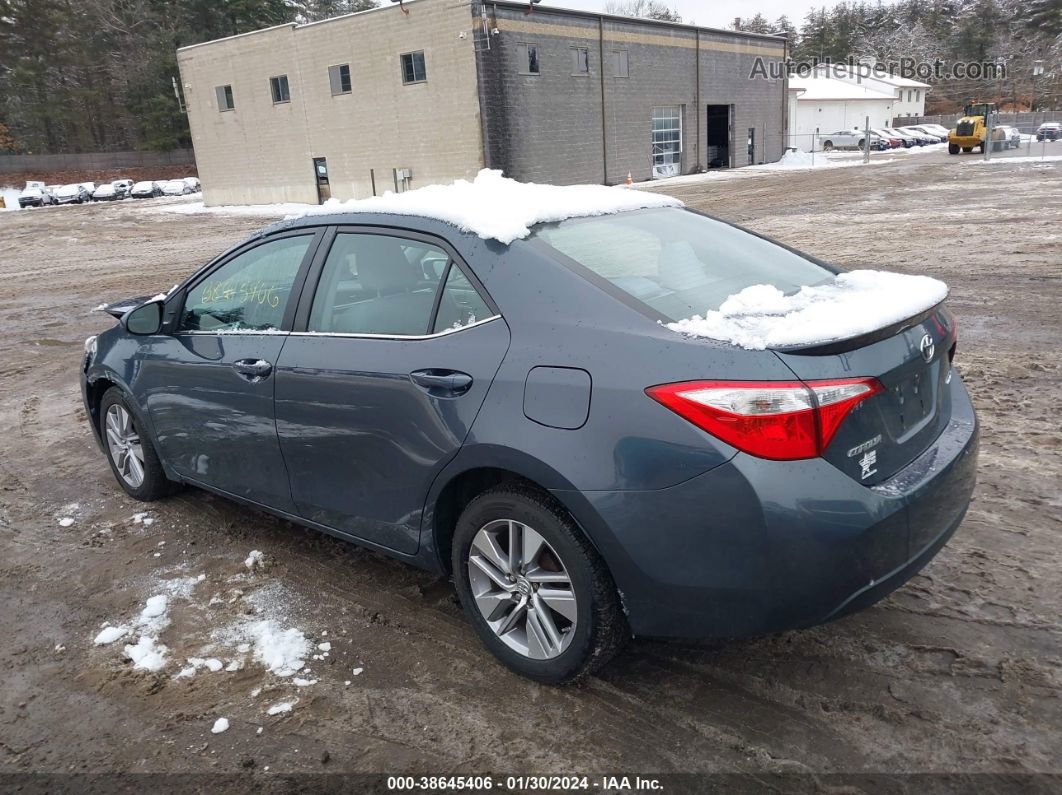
[554,373,978,638]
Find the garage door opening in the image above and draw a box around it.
[706,105,731,168]
[313,157,330,204]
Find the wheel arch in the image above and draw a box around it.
[423,447,603,575]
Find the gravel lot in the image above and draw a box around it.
[0,154,1059,783]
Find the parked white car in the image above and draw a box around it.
[161,179,192,196]
[17,183,56,208]
[819,129,887,151]
[914,123,951,138]
[130,181,162,199]
[92,183,118,201]
[182,177,201,192]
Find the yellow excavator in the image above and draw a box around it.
[948,102,1006,154]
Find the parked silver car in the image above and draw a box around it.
[819,129,886,151]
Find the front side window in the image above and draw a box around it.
[308,233,448,336]
[216,84,235,112]
[270,75,290,104]
[518,43,539,75]
[533,208,833,322]
[571,47,590,75]
[329,63,352,95]
[179,235,313,332]
[401,51,427,84]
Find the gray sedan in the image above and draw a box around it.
[81,199,977,683]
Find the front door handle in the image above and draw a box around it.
[232,358,273,381]
[410,369,473,396]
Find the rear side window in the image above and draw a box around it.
[433,264,493,333]
[308,233,449,336]
[179,235,313,332]
[533,208,833,321]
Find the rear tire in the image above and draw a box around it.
[99,387,180,501]
[452,484,628,684]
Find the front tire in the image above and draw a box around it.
[948,142,960,154]
[452,485,627,684]
[100,387,179,501]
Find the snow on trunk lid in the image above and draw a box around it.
[665,270,948,351]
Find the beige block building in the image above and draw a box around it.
[178,0,788,206]
[178,0,483,206]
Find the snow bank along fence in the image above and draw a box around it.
[0,149,195,175]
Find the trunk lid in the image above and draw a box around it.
[773,305,957,485]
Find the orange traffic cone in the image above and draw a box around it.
[625,171,633,185]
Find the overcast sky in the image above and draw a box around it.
[541,0,850,30]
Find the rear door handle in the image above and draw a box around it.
[410,369,473,396]
[232,358,273,381]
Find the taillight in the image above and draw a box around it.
[646,378,883,460]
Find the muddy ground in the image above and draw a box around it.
[0,155,1059,784]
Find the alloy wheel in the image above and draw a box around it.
[467,519,577,660]
[105,404,145,488]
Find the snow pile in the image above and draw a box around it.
[294,169,682,244]
[248,620,310,677]
[666,269,948,350]
[774,149,817,168]
[211,717,230,734]
[0,187,20,211]
[244,549,264,570]
[124,635,168,672]
[267,700,296,716]
[94,625,127,645]
[93,593,173,671]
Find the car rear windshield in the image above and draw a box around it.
[532,207,835,322]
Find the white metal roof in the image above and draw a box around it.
[789,76,896,102]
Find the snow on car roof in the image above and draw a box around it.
[293,169,683,244]
[666,270,949,350]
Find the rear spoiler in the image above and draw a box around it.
[773,301,947,356]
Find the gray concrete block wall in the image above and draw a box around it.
[477,3,787,185]
[477,10,606,185]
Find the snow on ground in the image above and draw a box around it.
[211,717,229,734]
[267,700,296,716]
[964,154,1062,165]
[244,549,264,570]
[1,187,20,211]
[246,619,311,677]
[123,635,168,672]
[666,269,949,350]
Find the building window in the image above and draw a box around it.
[914,89,920,102]
[517,43,540,75]
[328,64,351,95]
[571,46,590,75]
[651,105,682,177]
[401,51,427,84]
[610,49,628,78]
[215,84,235,112]
[270,75,290,104]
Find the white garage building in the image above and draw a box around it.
[786,65,930,151]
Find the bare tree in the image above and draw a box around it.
[603,0,681,23]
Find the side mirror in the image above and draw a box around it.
[125,301,163,335]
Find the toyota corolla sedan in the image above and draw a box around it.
[82,177,977,683]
